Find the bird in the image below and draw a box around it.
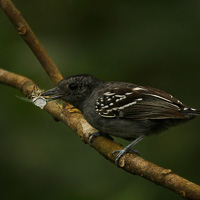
[41,74,200,164]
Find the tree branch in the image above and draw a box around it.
[1,0,200,199]
[0,0,63,84]
[1,68,200,199]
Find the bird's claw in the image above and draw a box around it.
[88,132,113,145]
[88,132,102,145]
[112,149,140,165]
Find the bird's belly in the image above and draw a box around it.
[93,118,145,139]
[83,111,154,140]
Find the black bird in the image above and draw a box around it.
[42,74,200,163]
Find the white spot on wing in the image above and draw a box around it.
[133,87,147,91]
[177,100,183,104]
[145,93,172,103]
[125,92,133,95]
[115,94,126,98]
[104,92,115,96]
[136,98,143,101]
[99,113,116,117]
[102,105,109,109]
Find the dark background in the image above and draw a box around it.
[0,1,200,199]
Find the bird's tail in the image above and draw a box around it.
[180,107,200,119]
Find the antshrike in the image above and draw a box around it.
[42,74,200,164]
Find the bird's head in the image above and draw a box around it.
[42,74,102,109]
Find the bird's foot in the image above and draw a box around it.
[88,132,113,145]
[112,148,140,165]
[112,135,144,165]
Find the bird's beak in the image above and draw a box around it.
[41,87,64,100]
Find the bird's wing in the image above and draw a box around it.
[95,86,188,120]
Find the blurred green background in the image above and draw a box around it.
[1,0,200,199]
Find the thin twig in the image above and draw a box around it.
[0,0,63,84]
[0,68,200,200]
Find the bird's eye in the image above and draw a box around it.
[69,83,78,90]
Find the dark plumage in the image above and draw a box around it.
[42,74,200,163]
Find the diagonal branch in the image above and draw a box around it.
[0,0,63,84]
[0,0,200,199]
[1,68,200,200]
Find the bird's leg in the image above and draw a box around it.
[112,135,145,165]
[88,132,113,145]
